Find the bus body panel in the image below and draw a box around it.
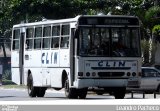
[24,51,42,68]
[59,49,70,67]
[41,50,60,67]
[11,51,19,67]
[12,68,20,85]
[73,57,141,88]
[23,67,70,88]
[11,51,21,85]
[50,68,70,88]
[24,68,43,86]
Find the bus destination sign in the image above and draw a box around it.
[79,16,139,25]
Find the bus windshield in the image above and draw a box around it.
[78,27,141,57]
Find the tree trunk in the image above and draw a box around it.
[2,43,6,57]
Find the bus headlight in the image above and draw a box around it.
[127,72,131,76]
[132,72,136,76]
[86,72,90,76]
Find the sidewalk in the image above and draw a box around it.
[0,85,65,93]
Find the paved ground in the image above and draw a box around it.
[0,86,160,101]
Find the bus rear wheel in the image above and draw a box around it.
[37,87,46,97]
[64,77,78,99]
[27,74,37,97]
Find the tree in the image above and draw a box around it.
[0,0,160,65]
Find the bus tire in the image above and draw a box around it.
[27,74,37,97]
[78,88,88,99]
[53,88,62,91]
[114,87,126,99]
[64,77,78,99]
[96,91,104,95]
[37,87,46,97]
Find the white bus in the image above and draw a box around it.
[11,15,141,99]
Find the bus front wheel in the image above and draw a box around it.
[64,77,78,99]
[27,74,37,97]
[114,87,126,99]
[78,88,88,99]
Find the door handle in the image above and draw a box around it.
[25,54,29,60]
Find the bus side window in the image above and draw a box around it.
[51,25,60,49]
[26,28,34,50]
[52,37,59,48]
[42,26,51,49]
[34,27,42,49]
[60,37,69,48]
[12,29,20,50]
[60,24,70,48]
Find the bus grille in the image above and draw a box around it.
[98,72,125,77]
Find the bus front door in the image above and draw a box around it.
[19,28,25,85]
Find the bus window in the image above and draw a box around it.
[34,27,42,49]
[60,37,69,48]
[131,29,140,56]
[51,25,60,48]
[60,25,70,48]
[43,26,51,37]
[12,29,20,50]
[52,25,60,36]
[112,28,140,57]
[42,26,51,49]
[61,25,70,35]
[26,28,34,49]
[78,28,109,56]
[51,37,59,48]
[35,27,42,37]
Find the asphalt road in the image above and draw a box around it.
[0,88,160,101]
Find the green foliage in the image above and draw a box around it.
[0,0,160,65]
[141,39,150,65]
[152,25,160,43]
[145,6,160,22]
[144,6,160,30]
[152,25,160,35]
[2,80,16,85]
[2,70,11,80]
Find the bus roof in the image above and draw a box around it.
[13,16,79,28]
[13,15,138,28]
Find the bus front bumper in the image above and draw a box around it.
[73,78,128,89]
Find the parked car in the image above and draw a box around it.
[127,67,160,94]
